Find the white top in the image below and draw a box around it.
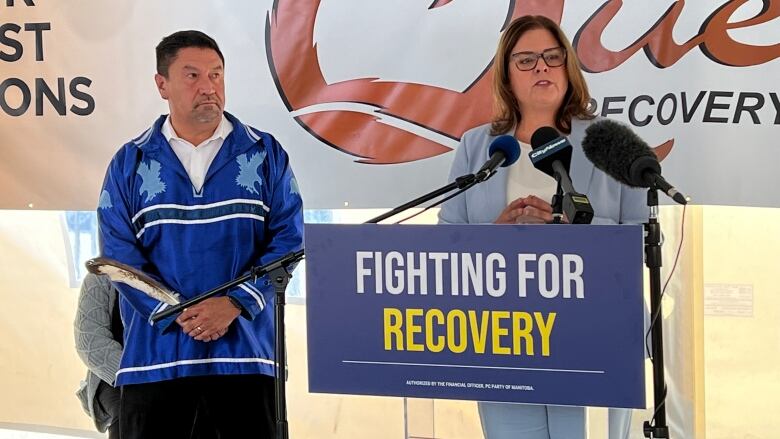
[161,115,234,192]
[506,139,558,205]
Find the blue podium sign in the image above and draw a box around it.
[304,224,645,408]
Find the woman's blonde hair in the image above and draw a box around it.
[490,15,594,136]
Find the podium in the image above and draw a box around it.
[304,223,646,409]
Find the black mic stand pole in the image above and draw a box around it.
[269,262,294,439]
[366,174,478,224]
[150,250,305,322]
[550,179,564,224]
[643,189,670,438]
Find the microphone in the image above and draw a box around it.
[475,135,521,182]
[581,120,687,205]
[367,135,519,223]
[529,127,594,224]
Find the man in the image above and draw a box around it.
[97,30,303,438]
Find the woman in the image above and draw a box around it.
[438,15,647,439]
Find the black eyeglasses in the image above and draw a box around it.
[510,47,566,71]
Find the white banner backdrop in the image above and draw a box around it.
[1,0,779,210]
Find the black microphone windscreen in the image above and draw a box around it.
[489,135,521,167]
[581,119,657,187]
[530,126,560,150]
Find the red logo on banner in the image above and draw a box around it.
[266,1,562,164]
[574,0,780,72]
[266,0,780,164]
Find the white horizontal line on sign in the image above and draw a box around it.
[342,360,605,374]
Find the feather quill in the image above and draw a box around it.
[85,257,181,305]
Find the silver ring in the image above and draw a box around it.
[196,326,203,332]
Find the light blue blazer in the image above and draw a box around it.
[438,118,648,226]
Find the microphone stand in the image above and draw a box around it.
[549,163,593,224]
[151,250,304,322]
[151,250,305,439]
[270,260,295,439]
[643,189,670,438]
[550,182,564,224]
[366,174,479,224]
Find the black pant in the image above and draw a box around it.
[96,381,121,439]
[107,421,120,439]
[120,374,276,439]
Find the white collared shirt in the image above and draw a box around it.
[161,115,234,192]
[506,139,558,205]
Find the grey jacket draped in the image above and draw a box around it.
[74,273,122,432]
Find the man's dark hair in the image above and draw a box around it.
[156,30,224,77]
